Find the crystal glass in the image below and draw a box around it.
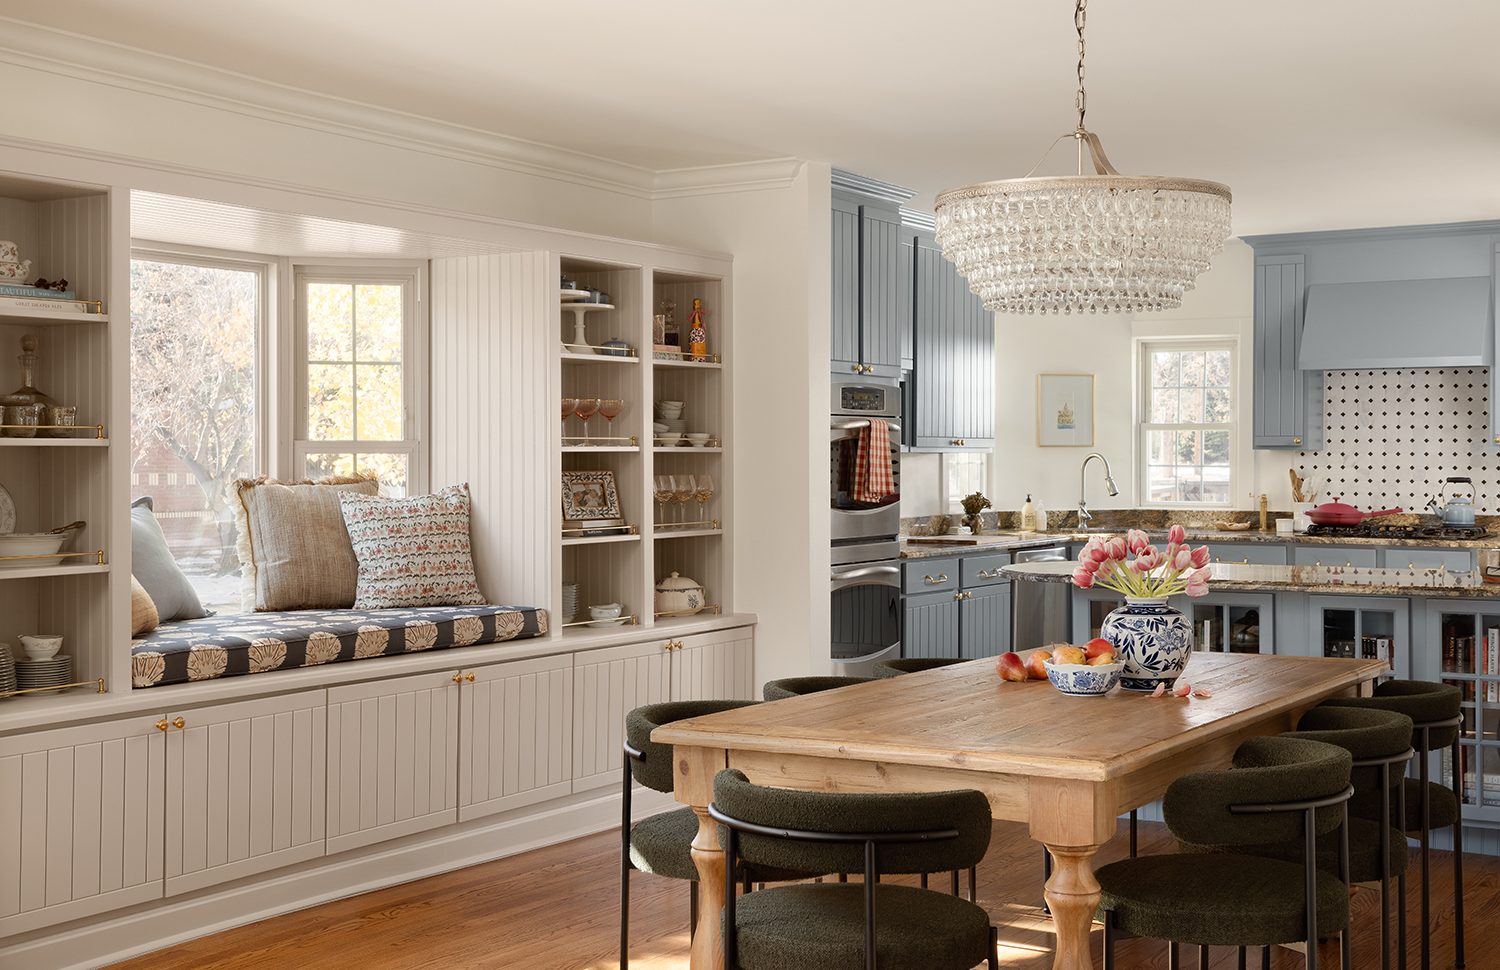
[573,398,600,443]
[654,475,674,527]
[671,474,696,525]
[693,473,715,521]
[598,399,625,442]
[561,397,577,441]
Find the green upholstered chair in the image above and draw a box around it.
[870,658,964,679]
[1324,680,1466,969]
[1096,736,1354,970]
[710,768,998,970]
[762,675,872,701]
[622,700,824,970]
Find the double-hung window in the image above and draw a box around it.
[295,266,423,495]
[1139,341,1235,506]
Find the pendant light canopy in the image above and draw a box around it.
[934,0,1232,315]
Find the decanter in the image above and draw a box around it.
[1,335,54,407]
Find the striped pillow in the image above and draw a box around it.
[338,483,487,609]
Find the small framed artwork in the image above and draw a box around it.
[1037,373,1096,447]
[561,470,621,520]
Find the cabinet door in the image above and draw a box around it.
[573,640,672,792]
[165,692,326,896]
[904,589,961,660]
[960,583,1012,660]
[912,234,994,450]
[898,229,916,371]
[831,195,863,376]
[0,716,165,937]
[1291,545,1377,568]
[674,626,756,702]
[1307,595,1409,677]
[1253,254,1322,448]
[860,204,904,379]
[327,671,459,854]
[459,654,573,822]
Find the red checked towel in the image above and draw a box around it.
[852,418,895,504]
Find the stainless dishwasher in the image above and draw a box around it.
[1012,545,1070,649]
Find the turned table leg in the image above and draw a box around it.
[1043,843,1104,970]
[689,805,727,970]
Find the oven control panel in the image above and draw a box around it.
[833,383,898,416]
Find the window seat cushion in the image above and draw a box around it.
[130,604,549,688]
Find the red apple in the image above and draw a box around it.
[1026,649,1052,680]
[1084,637,1115,659]
[996,651,1028,682]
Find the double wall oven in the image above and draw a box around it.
[830,382,902,673]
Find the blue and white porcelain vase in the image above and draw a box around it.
[1100,597,1193,692]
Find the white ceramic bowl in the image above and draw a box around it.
[589,603,623,620]
[657,400,685,408]
[652,422,670,434]
[1042,659,1123,697]
[0,533,68,568]
[20,634,62,661]
[655,433,683,446]
[685,432,710,442]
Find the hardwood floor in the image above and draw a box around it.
[110,819,1490,969]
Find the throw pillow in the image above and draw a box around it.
[233,475,380,611]
[130,497,210,621]
[339,483,487,610]
[130,576,159,637]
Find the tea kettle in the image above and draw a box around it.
[1427,476,1477,527]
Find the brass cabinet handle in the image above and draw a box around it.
[172,716,186,730]
[675,640,686,651]
[452,673,463,684]
[465,672,476,684]
[1293,436,1302,445]
[155,719,169,732]
[949,439,966,447]
[977,568,1000,579]
[851,363,861,373]
[923,573,949,585]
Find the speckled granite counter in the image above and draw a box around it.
[1003,559,1500,598]
[899,527,1500,560]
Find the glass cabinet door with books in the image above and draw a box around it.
[1174,592,1275,654]
[1072,588,1126,643]
[1307,595,1408,679]
[1424,603,1500,823]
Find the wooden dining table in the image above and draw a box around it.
[652,652,1387,970]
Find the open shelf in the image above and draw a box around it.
[654,446,722,454]
[655,527,723,540]
[0,308,108,327]
[562,445,639,453]
[561,350,637,364]
[0,562,109,581]
[653,356,722,370]
[561,533,641,547]
[0,436,108,447]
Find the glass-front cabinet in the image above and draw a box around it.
[1305,595,1408,679]
[1071,588,1126,642]
[1420,601,1500,824]
[1174,592,1275,654]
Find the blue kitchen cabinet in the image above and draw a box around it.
[1414,600,1500,833]
[1304,594,1409,680]
[1291,545,1378,568]
[1174,592,1276,654]
[830,193,903,380]
[960,583,1013,660]
[904,589,961,660]
[1204,542,1289,566]
[831,195,862,376]
[1072,587,1127,642]
[910,233,994,451]
[1250,253,1323,449]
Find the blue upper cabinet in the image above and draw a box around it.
[830,191,903,379]
[831,195,862,376]
[1251,253,1322,449]
[911,232,995,451]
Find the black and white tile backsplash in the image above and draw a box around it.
[1297,368,1499,514]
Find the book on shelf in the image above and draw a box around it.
[0,284,76,300]
[1489,628,1498,703]
[0,295,101,314]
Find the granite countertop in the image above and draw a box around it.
[899,527,1500,559]
[1002,559,1500,599]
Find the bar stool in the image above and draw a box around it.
[762,675,872,700]
[871,658,965,679]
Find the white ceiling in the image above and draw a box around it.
[4,0,1499,234]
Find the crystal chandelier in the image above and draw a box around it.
[934,0,1232,315]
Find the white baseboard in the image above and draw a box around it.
[0,786,676,970]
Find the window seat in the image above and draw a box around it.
[130,604,549,688]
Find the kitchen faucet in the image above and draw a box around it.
[1078,452,1119,528]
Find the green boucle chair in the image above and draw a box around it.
[621,700,824,970]
[762,675,872,701]
[870,658,964,679]
[1323,679,1466,970]
[1096,736,1354,970]
[710,768,997,970]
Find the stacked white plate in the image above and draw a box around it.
[562,584,579,624]
[15,654,71,691]
[0,644,16,696]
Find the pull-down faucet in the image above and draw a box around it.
[1078,452,1119,528]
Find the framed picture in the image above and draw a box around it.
[561,470,621,521]
[1037,373,1096,447]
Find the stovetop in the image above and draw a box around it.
[1303,522,1491,541]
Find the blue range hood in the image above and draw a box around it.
[1299,275,1493,370]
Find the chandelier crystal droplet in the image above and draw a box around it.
[934,0,1232,315]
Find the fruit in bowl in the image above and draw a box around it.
[1043,656,1124,696]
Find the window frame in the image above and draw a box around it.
[291,262,428,494]
[942,452,993,515]
[1136,338,1237,509]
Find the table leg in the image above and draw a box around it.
[1043,843,1104,970]
[689,806,726,970]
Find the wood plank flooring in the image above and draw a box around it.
[110,819,1491,969]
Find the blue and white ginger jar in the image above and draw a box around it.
[1100,597,1193,692]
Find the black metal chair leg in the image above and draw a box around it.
[619,861,630,970]
[1261,945,1271,970]
[1237,946,1247,970]
[1103,912,1116,970]
[1340,803,1352,970]
[1453,737,1466,968]
[1420,739,1431,970]
[988,925,999,970]
[920,871,928,889]
[689,881,698,935]
[950,869,959,895]
[1379,761,1392,970]
[1398,770,1409,970]
[1199,943,1210,969]
[1129,809,1139,858]
[969,864,977,902]
[1168,940,1181,970]
[742,872,752,896]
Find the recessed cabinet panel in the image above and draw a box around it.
[904,589,960,660]
[860,206,904,379]
[327,671,459,854]
[959,584,1012,660]
[673,627,755,703]
[912,235,994,450]
[1252,254,1322,449]
[831,196,862,375]
[164,691,327,896]
[459,654,573,822]
[572,640,672,792]
[0,717,165,937]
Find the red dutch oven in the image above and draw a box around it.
[1305,500,1403,527]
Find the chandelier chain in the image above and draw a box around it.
[1075,0,1087,132]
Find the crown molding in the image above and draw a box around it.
[831,168,916,205]
[0,17,800,202]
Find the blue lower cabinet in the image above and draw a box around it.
[960,583,1012,660]
[1306,594,1410,678]
[1172,592,1276,654]
[904,589,960,660]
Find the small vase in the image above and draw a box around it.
[1100,596,1193,692]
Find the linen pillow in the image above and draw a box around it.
[233,475,380,611]
[130,497,210,621]
[130,576,159,637]
[338,483,487,610]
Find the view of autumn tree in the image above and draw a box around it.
[130,259,257,583]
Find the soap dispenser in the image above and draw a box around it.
[1020,494,1036,532]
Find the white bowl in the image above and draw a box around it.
[20,634,63,661]
[652,422,670,433]
[685,432,710,441]
[1043,659,1124,697]
[655,433,683,445]
[0,533,68,568]
[589,603,623,620]
[657,400,685,408]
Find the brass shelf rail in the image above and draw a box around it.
[0,549,106,565]
[0,423,106,439]
[0,677,106,700]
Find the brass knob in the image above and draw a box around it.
[155,719,168,732]
[954,592,963,601]
[465,672,476,683]
[674,640,685,651]
[663,642,672,652]
[851,363,861,373]
[1315,561,1323,567]
[172,716,186,730]
[453,673,463,684]
[1293,437,1302,445]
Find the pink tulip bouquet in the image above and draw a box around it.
[1071,526,1212,598]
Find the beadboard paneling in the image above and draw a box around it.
[653,534,723,618]
[457,654,573,821]
[0,197,40,265]
[34,195,108,305]
[563,265,644,352]
[571,639,670,792]
[430,254,552,610]
[672,627,754,702]
[560,541,643,627]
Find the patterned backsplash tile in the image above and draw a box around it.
[1297,367,1497,513]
